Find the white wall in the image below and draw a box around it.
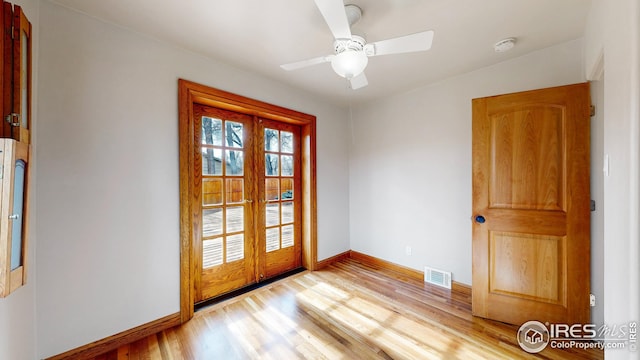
[0,1,38,359]
[585,5,606,326]
[585,1,640,359]
[590,77,605,328]
[349,39,586,286]
[36,1,350,357]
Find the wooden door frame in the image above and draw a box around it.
[178,79,317,322]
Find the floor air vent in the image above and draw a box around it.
[424,266,452,289]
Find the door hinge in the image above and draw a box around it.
[591,200,596,212]
[590,105,596,117]
[5,113,20,127]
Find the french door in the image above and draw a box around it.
[193,104,301,303]
[259,119,302,279]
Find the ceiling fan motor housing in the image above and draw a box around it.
[333,35,366,54]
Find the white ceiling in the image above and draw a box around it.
[50,0,591,107]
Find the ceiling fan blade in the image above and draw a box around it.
[280,55,333,71]
[350,72,368,90]
[314,0,352,39]
[366,30,434,57]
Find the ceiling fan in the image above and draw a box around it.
[280,0,434,90]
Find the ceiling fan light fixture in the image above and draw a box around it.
[331,50,368,79]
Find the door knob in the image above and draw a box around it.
[474,215,486,224]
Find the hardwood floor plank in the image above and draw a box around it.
[248,291,332,359]
[307,266,520,360]
[146,334,162,359]
[156,328,181,360]
[201,308,249,359]
[83,259,602,360]
[132,339,144,360]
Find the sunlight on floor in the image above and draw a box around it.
[293,273,514,359]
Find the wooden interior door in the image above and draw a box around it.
[259,119,302,279]
[471,83,591,326]
[194,105,256,302]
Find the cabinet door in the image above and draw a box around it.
[11,5,31,143]
[1,2,11,138]
[1,3,31,143]
[0,139,29,297]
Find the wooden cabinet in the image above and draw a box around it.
[0,139,29,297]
[2,1,31,143]
[0,1,30,297]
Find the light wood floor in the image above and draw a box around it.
[93,259,603,359]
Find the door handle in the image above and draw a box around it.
[474,215,486,224]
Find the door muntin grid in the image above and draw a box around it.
[264,128,295,253]
[201,117,246,268]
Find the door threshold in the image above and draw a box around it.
[194,267,305,312]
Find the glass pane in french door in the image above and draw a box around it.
[194,105,255,303]
[261,120,302,279]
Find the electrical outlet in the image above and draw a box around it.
[405,246,412,256]
[590,294,596,307]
